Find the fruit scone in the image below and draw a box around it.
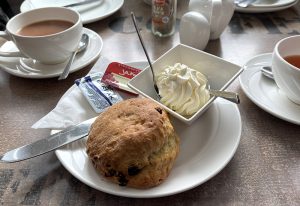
[86,98,180,188]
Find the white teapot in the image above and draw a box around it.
[210,0,235,40]
[187,0,235,40]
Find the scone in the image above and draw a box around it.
[86,98,180,188]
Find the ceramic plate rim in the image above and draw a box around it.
[235,0,298,13]
[54,61,242,198]
[239,53,300,125]
[251,0,296,7]
[20,0,125,24]
[0,28,103,79]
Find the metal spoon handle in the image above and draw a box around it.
[209,89,240,104]
[130,12,153,69]
[58,33,89,80]
[130,12,157,89]
[58,51,77,80]
[261,66,274,79]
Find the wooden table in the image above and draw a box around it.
[0,1,299,205]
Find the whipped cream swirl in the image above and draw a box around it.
[156,63,210,116]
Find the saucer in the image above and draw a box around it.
[0,28,103,79]
[20,0,124,24]
[235,0,298,13]
[239,53,300,125]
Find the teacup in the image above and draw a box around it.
[272,35,300,105]
[0,7,83,64]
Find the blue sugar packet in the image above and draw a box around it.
[75,72,123,113]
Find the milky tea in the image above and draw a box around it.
[17,20,74,36]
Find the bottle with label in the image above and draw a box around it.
[151,0,177,37]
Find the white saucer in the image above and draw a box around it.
[239,53,300,125]
[0,28,103,79]
[54,62,242,198]
[20,0,124,24]
[235,0,298,13]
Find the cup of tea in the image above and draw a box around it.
[0,7,83,64]
[272,35,300,104]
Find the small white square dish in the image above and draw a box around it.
[128,44,242,124]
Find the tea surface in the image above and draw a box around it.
[17,20,73,36]
[284,55,300,69]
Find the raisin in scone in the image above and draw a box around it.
[86,98,180,188]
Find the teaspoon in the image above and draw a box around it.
[131,12,161,100]
[58,33,89,80]
[261,66,274,79]
[209,89,240,104]
[208,85,240,104]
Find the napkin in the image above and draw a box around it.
[32,56,111,130]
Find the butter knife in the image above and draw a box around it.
[64,0,103,8]
[235,0,256,7]
[28,0,103,9]
[0,117,96,163]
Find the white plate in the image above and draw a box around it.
[55,62,242,198]
[0,28,103,79]
[239,53,300,125]
[20,0,124,24]
[235,0,298,13]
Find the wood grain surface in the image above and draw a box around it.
[0,0,299,205]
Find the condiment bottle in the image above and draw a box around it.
[151,0,177,37]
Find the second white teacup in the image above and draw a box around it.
[0,7,83,64]
[272,35,300,105]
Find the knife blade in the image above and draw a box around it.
[235,0,257,8]
[0,117,97,163]
[64,0,103,8]
[28,0,103,9]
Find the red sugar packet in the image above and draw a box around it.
[101,62,141,94]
